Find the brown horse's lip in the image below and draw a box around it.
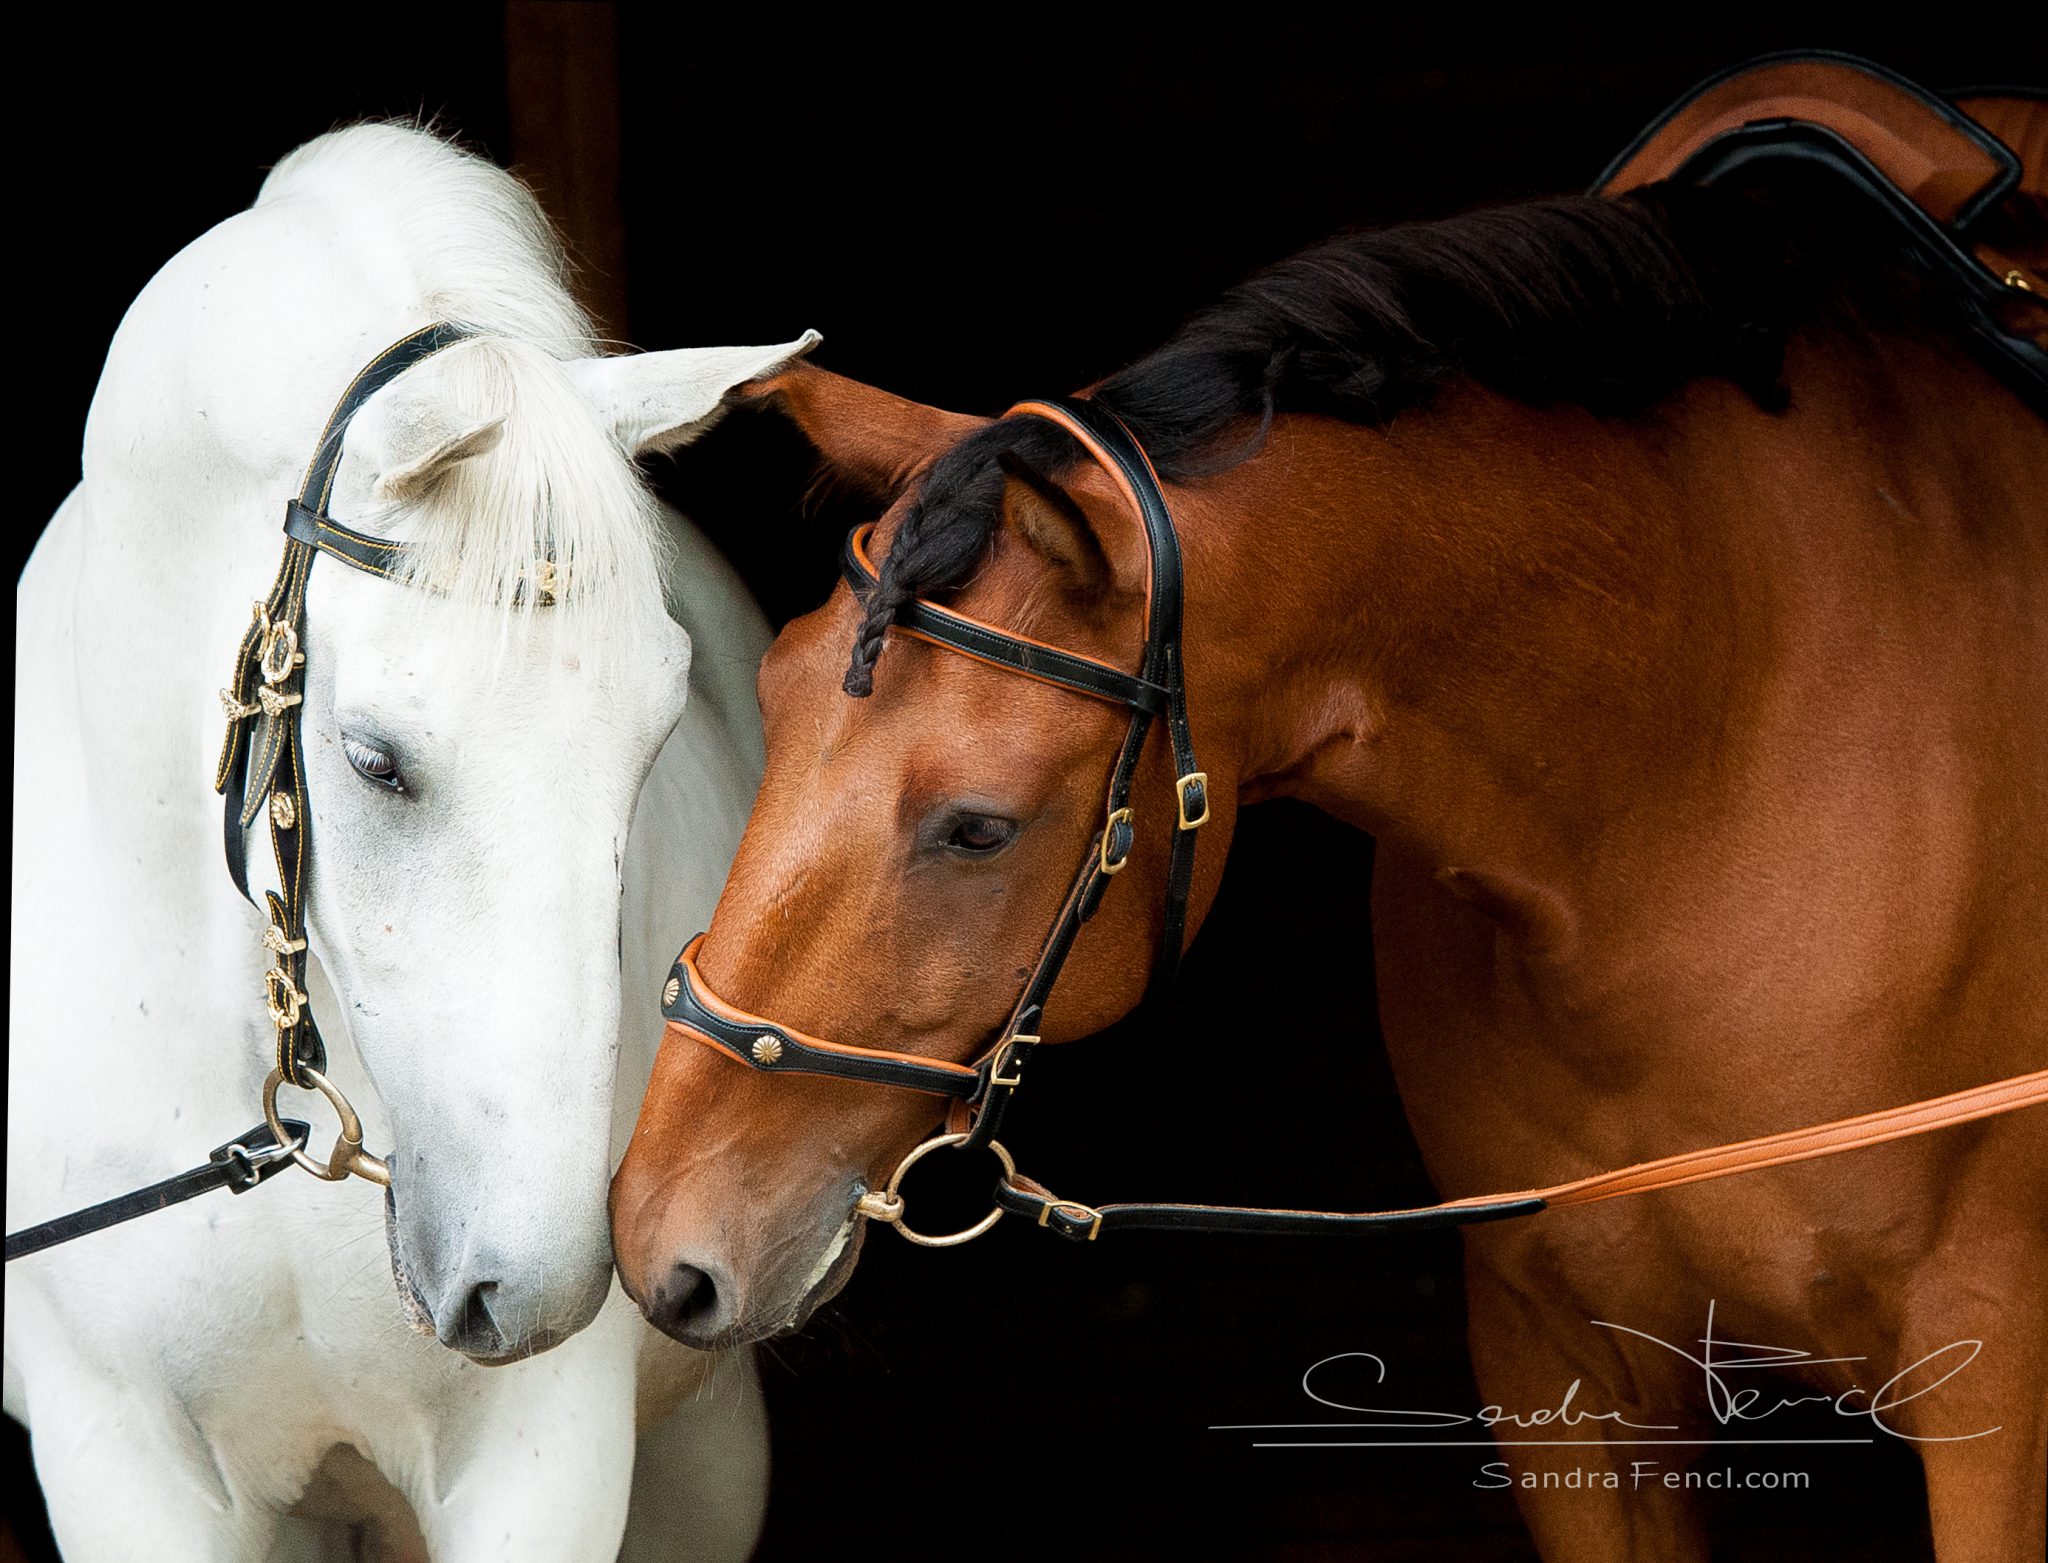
[765,1213,870,1343]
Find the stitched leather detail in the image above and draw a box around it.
[283,501,408,578]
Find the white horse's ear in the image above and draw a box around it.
[368,411,507,501]
[570,330,823,458]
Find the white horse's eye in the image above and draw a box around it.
[342,736,405,792]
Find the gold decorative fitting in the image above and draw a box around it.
[256,686,303,719]
[2006,268,2037,294]
[663,975,682,1007]
[258,621,302,685]
[1176,771,1212,830]
[520,557,565,605]
[260,923,307,956]
[263,967,306,1030]
[751,1036,785,1065]
[219,689,259,721]
[269,792,297,829]
[1100,806,1135,876]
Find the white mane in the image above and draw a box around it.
[262,123,593,353]
[259,124,671,648]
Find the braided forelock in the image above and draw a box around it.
[841,416,1080,696]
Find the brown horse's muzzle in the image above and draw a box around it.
[610,1020,881,1348]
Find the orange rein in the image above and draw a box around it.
[1434,1066,2048,1218]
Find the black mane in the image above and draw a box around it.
[841,181,1906,696]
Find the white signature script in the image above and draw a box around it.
[1301,1300,1997,1443]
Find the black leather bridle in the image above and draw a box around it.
[215,323,483,1155]
[8,325,475,1261]
[667,396,1205,1127]
[658,397,1546,1245]
[660,377,2048,1248]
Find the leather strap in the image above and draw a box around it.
[282,500,409,579]
[6,1120,309,1263]
[995,1067,2048,1241]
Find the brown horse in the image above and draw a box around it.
[611,172,2048,1560]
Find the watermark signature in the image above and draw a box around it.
[1211,1299,1998,1455]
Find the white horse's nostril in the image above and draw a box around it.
[438,1277,505,1353]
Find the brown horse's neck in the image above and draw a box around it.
[1179,331,2046,994]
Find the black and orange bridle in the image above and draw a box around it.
[658,393,2048,1249]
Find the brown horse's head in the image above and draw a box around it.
[611,364,1242,1344]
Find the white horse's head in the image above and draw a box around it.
[288,329,808,1360]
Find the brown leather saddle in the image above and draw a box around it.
[1595,51,2046,406]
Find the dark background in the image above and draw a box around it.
[10,9,2039,1560]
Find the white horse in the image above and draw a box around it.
[6,124,812,1560]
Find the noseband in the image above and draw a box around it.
[661,396,2048,1249]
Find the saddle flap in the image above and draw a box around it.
[1595,52,2022,231]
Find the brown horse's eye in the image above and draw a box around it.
[945,814,1017,855]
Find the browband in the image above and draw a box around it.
[840,525,1169,715]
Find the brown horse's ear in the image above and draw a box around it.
[736,361,984,498]
[996,449,1114,599]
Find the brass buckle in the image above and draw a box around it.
[1100,806,1135,876]
[1036,1197,1105,1241]
[260,921,307,957]
[1175,771,1211,830]
[988,1034,1036,1090]
[853,1132,1016,1248]
[262,1065,391,1186]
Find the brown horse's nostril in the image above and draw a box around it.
[646,1263,724,1345]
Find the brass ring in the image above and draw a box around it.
[856,1132,1016,1248]
[262,1066,392,1187]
